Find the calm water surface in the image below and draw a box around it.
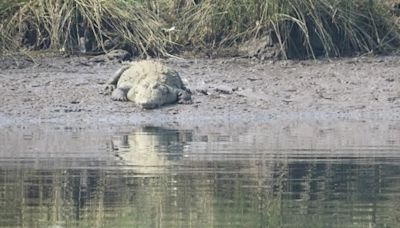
[0,121,399,227]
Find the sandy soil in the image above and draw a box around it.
[0,55,399,127]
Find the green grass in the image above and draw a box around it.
[0,0,399,58]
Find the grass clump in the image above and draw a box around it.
[1,0,169,57]
[0,0,25,54]
[0,0,399,59]
[276,0,400,58]
[167,0,400,58]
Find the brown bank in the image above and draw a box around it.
[0,55,399,127]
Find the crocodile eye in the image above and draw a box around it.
[159,85,169,93]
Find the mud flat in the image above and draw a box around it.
[0,55,399,128]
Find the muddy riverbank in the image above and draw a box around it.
[0,55,399,127]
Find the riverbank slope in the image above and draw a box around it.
[1,55,399,127]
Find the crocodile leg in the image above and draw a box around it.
[177,88,192,104]
[104,65,130,95]
[111,85,132,102]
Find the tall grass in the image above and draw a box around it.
[0,0,399,58]
[277,0,400,58]
[1,0,169,57]
[168,0,400,58]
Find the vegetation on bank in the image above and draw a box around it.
[0,0,399,59]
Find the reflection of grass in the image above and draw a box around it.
[1,0,399,58]
[1,163,400,227]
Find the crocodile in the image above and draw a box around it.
[104,60,191,109]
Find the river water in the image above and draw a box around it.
[0,121,399,227]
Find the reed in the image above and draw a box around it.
[0,0,399,58]
[167,0,400,58]
[0,0,169,57]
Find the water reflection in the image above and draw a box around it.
[0,123,399,227]
[112,126,191,173]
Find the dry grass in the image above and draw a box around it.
[1,0,169,57]
[165,0,400,58]
[1,0,399,58]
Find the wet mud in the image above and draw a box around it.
[0,55,399,127]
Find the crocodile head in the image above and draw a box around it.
[128,82,178,109]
